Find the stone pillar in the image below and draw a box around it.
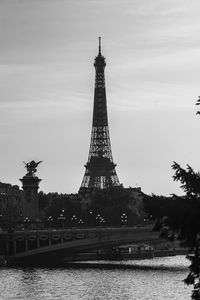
[20,175,41,221]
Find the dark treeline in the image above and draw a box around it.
[0,187,145,229]
[38,187,145,227]
[141,99,200,300]
[144,162,200,300]
[144,192,200,246]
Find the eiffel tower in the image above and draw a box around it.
[80,38,121,191]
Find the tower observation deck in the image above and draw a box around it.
[80,38,121,191]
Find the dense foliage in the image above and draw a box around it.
[144,162,200,299]
[172,162,200,300]
[89,187,144,226]
[40,187,144,227]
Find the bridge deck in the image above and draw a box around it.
[0,226,161,266]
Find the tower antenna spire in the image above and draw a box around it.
[99,37,101,55]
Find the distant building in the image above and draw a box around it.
[0,182,23,213]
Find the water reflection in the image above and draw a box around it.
[0,256,192,300]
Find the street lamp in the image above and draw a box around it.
[78,218,84,226]
[58,210,66,228]
[95,214,101,225]
[121,213,128,225]
[71,214,78,227]
[95,214,106,226]
[23,216,30,229]
[47,215,53,227]
[88,210,93,227]
[24,216,30,223]
[99,217,106,225]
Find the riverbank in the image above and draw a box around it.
[64,248,189,262]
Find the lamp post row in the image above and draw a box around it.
[22,211,128,228]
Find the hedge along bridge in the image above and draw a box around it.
[0,226,161,266]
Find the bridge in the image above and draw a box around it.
[0,226,161,266]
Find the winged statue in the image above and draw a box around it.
[23,160,42,176]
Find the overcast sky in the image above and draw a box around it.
[1,0,200,196]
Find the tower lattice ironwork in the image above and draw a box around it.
[80,38,121,190]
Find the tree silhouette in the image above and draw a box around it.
[172,162,200,299]
[196,96,200,115]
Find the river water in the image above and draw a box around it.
[0,256,192,300]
